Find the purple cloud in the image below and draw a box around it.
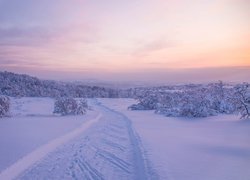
[132,38,175,57]
[0,23,100,47]
[0,26,54,46]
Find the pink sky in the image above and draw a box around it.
[0,0,249,83]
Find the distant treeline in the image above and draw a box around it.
[0,71,249,119]
[0,71,131,98]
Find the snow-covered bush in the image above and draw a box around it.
[0,96,10,117]
[205,82,236,114]
[128,103,146,110]
[155,90,217,118]
[234,83,250,119]
[76,99,88,115]
[129,93,159,110]
[129,82,239,118]
[179,91,216,117]
[53,98,88,116]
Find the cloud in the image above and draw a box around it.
[109,66,250,84]
[0,26,55,46]
[0,0,88,26]
[0,59,15,65]
[0,22,100,47]
[0,58,51,68]
[132,38,175,57]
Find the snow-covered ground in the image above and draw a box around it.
[14,99,154,180]
[0,97,250,180]
[0,98,155,179]
[0,98,98,175]
[98,98,250,180]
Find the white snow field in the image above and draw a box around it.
[0,98,99,178]
[0,97,250,180]
[98,98,250,180]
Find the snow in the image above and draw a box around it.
[0,97,250,179]
[10,97,54,117]
[15,99,154,180]
[0,98,98,173]
[98,98,250,180]
[0,113,102,180]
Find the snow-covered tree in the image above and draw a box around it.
[0,96,10,117]
[178,90,216,117]
[53,98,88,116]
[129,82,239,118]
[0,71,127,98]
[234,83,250,119]
[76,99,89,115]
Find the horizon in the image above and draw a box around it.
[0,0,249,83]
[1,68,250,86]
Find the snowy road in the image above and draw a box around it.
[10,100,156,180]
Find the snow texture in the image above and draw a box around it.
[99,98,250,180]
[14,99,156,180]
[0,98,98,172]
[0,114,101,180]
[1,97,250,180]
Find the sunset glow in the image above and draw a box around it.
[0,0,249,82]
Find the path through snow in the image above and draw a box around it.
[9,100,156,180]
[0,114,102,180]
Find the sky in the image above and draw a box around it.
[0,0,249,83]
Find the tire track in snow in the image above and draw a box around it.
[14,100,158,179]
[0,114,102,180]
[94,147,132,174]
[101,139,126,152]
[97,101,158,180]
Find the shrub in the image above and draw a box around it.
[53,97,88,116]
[234,83,250,119]
[76,99,88,115]
[129,82,239,118]
[128,103,146,110]
[0,96,10,117]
